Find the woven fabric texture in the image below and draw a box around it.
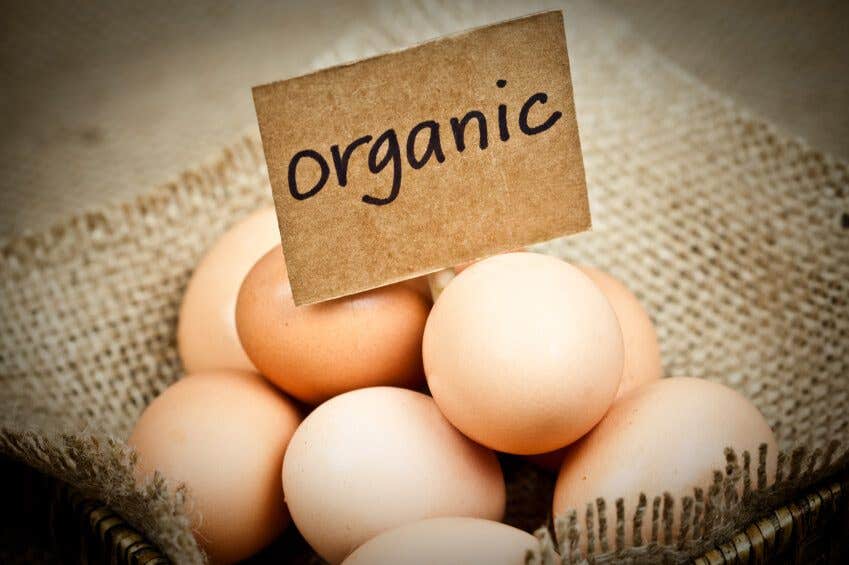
[1,1,848,563]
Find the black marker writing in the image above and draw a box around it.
[286,80,564,206]
[288,149,329,200]
[363,129,402,206]
[519,93,561,135]
[331,135,373,187]
[407,120,446,170]
[450,111,488,152]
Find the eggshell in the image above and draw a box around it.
[342,517,538,565]
[235,245,430,404]
[402,275,433,302]
[177,207,280,373]
[423,252,624,455]
[282,387,505,563]
[128,371,301,564]
[552,377,778,547]
[526,266,664,471]
[579,265,662,398]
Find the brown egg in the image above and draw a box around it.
[235,245,430,404]
[342,517,538,565]
[423,252,624,455]
[526,266,664,471]
[579,265,662,399]
[402,275,433,303]
[282,387,506,564]
[128,371,301,564]
[552,377,778,547]
[177,207,280,373]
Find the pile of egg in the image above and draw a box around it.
[129,208,777,564]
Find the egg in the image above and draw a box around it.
[235,245,430,404]
[552,377,778,547]
[402,275,434,302]
[128,371,301,564]
[526,265,663,471]
[177,207,280,373]
[423,252,624,455]
[282,387,505,563]
[342,517,538,565]
[579,265,662,398]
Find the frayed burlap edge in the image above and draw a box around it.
[2,120,848,561]
[3,3,849,554]
[0,429,202,563]
[1,136,272,564]
[528,442,849,564]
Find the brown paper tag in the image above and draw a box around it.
[253,11,590,305]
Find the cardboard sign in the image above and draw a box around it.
[253,11,589,305]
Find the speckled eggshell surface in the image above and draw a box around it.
[423,252,624,455]
[282,387,506,564]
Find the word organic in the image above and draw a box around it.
[287,80,563,206]
[251,11,589,305]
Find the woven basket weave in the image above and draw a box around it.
[2,3,848,563]
[40,471,849,564]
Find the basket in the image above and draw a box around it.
[2,4,848,563]
[41,470,849,564]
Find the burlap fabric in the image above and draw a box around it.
[2,2,848,563]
